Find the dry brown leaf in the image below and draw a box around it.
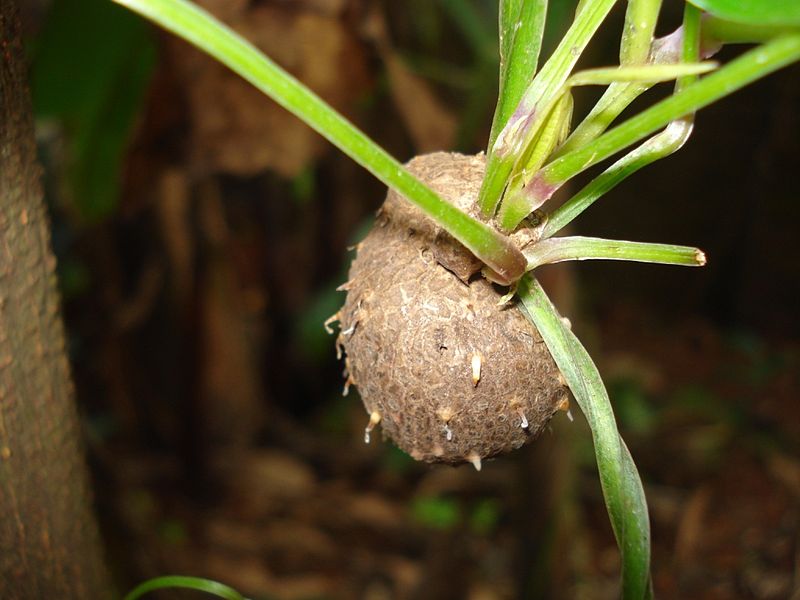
[219,448,317,500]
[383,52,457,153]
[169,4,369,176]
[674,486,713,566]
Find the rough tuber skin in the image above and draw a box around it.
[338,153,568,466]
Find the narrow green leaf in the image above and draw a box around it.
[496,91,573,231]
[124,575,246,600]
[555,1,695,161]
[488,0,547,149]
[496,60,714,230]
[688,0,800,27]
[526,35,800,219]
[113,0,527,283]
[479,0,617,216]
[517,276,652,600]
[544,6,703,237]
[524,236,706,270]
[517,92,573,179]
[566,62,716,86]
[542,118,693,237]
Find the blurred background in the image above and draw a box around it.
[20,0,800,598]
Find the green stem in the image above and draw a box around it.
[517,276,652,600]
[554,6,797,160]
[524,236,705,270]
[113,0,526,284]
[479,0,618,217]
[620,0,663,65]
[542,118,693,237]
[124,576,246,600]
[488,0,547,149]
[543,5,703,237]
[515,34,800,229]
[495,59,714,231]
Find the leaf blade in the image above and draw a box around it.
[517,276,652,599]
[113,0,527,283]
[688,0,800,26]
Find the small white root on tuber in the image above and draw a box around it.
[364,411,382,444]
[467,452,482,472]
[471,352,482,387]
[323,312,340,334]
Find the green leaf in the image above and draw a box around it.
[566,62,716,86]
[543,5,703,236]
[123,575,248,600]
[522,34,800,222]
[495,59,714,231]
[32,0,155,221]
[478,0,618,216]
[542,118,693,237]
[688,0,800,26]
[523,236,706,270]
[114,0,527,284]
[517,276,652,600]
[488,0,547,148]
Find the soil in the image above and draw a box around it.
[99,305,800,600]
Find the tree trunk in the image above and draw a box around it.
[0,1,113,597]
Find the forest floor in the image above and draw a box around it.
[99,303,800,600]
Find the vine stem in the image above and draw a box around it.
[113,0,526,283]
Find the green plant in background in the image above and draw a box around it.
[112,0,800,597]
[32,0,155,221]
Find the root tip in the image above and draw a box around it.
[467,452,482,472]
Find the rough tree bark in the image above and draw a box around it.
[0,1,113,597]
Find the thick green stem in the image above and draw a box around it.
[524,236,705,270]
[114,0,527,283]
[620,0,663,64]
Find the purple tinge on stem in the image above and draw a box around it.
[495,106,538,158]
[523,173,560,213]
[481,243,527,285]
[652,23,722,64]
